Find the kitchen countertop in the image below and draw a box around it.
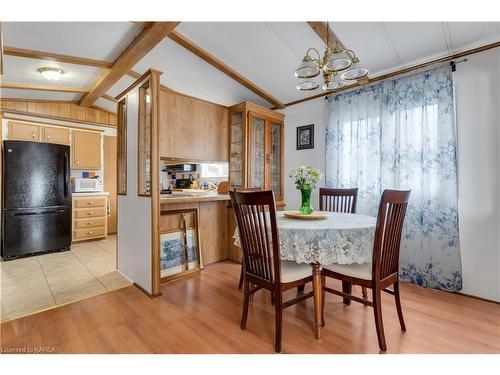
[72,192,109,196]
[160,192,230,204]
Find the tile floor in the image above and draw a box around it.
[0,235,131,322]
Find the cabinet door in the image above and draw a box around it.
[42,126,70,145]
[8,122,40,141]
[248,113,266,190]
[229,110,245,189]
[269,120,283,200]
[72,130,101,170]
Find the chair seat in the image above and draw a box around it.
[280,260,313,283]
[323,262,372,280]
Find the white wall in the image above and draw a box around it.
[281,49,500,301]
[280,98,327,210]
[117,88,153,293]
[454,48,500,301]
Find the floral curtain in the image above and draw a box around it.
[325,65,462,291]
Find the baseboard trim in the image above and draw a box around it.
[134,282,162,298]
[452,291,500,305]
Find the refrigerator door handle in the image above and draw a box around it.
[13,209,66,216]
[64,151,69,198]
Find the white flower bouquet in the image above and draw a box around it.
[290,166,321,190]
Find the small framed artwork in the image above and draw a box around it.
[296,124,314,150]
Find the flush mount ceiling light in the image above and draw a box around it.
[38,67,64,81]
[294,22,369,92]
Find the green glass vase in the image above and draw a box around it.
[299,187,313,215]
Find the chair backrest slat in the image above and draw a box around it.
[230,190,280,284]
[319,188,358,214]
[372,189,411,280]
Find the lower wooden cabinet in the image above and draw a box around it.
[198,201,228,265]
[72,195,108,242]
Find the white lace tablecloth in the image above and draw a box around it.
[233,211,376,265]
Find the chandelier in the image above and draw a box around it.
[294,22,369,91]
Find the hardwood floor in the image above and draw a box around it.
[1,260,499,354]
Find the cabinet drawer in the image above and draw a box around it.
[74,207,106,219]
[74,217,106,229]
[74,196,107,208]
[74,227,106,240]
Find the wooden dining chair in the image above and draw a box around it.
[319,187,358,213]
[230,190,314,353]
[321,189,411,352]
[319,187,368,299]
[234,187,263,290]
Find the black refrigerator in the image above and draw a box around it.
[2,140,72,260]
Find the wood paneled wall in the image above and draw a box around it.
[159,89,228,161]
[0,99,117,127]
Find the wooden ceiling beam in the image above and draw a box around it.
[0,82,89,93]
[1,82,120,103]
[3,46,113,69]
[101,93,118,103]
[168,30,285,109]
[79,22,180,107]
[308,21,346,50]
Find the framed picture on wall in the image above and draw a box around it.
[296,124,314,150]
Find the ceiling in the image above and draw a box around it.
[1,22,500,112]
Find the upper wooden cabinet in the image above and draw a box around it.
[42,126,70,145]
[229,102,285,203]
[159,89,228,162]
[72,130,101,170]
[8,121,40,141]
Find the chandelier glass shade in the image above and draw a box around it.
[294,23,369,92]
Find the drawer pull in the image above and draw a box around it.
[87,231,94,235]
[86,202,95,205]
[87,222,95,225]
[32,131,36,139]
[87,211,95,215]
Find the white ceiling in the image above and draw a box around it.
[1,22,500,111]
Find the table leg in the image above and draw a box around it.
[311,263,323,340]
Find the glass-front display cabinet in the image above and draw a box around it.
[228,101,284,205]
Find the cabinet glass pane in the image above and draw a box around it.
[270,122,281,196]
[250,117,265,189]
[138,82,151,196]
[117,99,127,195]
[229,111,244,189]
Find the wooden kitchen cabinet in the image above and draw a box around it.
[198,201,228,265]
[42,126,70,145]
[8,121,40,141]
[72,130,101,169]
[229,101,285,205]
[159,89,228,162]
[72,194,108,242]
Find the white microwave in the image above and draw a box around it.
[72,178,103,193]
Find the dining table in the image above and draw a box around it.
[233,210,377,339]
